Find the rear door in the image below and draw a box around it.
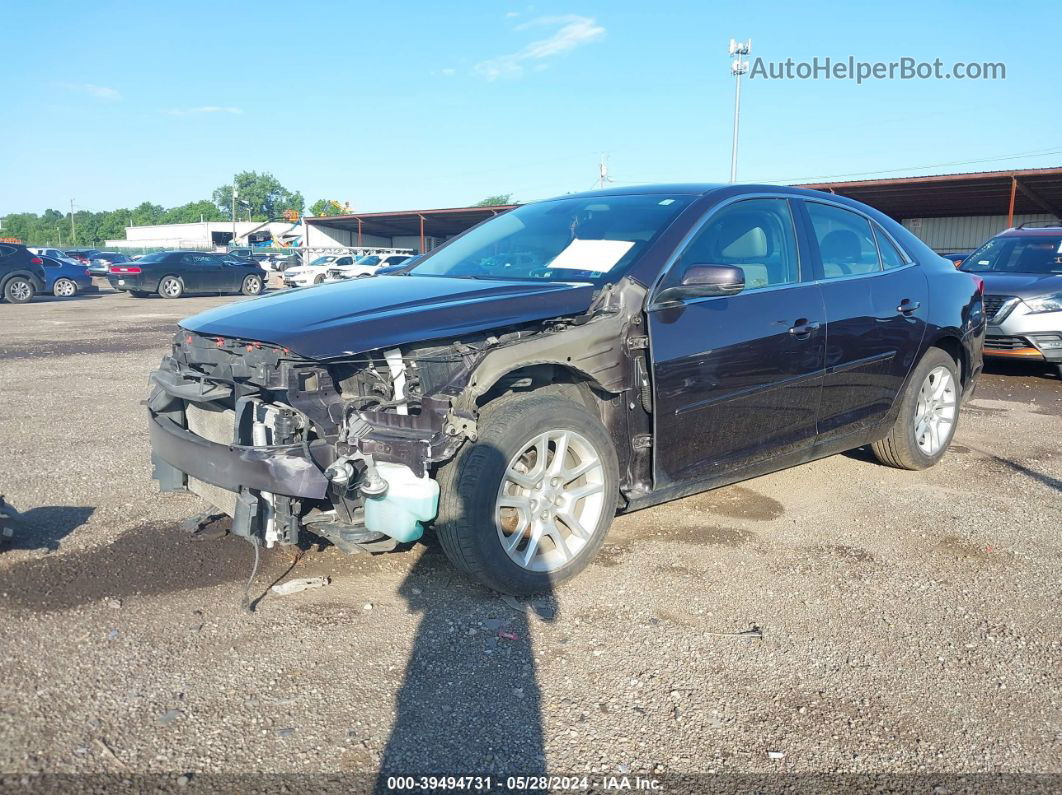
[800,200,928,442]
[648,196,825,486]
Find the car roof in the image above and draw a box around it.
[539,182,887,206]
[995,225,1062,238]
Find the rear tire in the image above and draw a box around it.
[871,348,960,470]
[4,277,35,304]
[241,274,263,296]
[53,278,78,297]
[434,393,619,595]
[158,275,184,299]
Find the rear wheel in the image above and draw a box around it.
[241,274,263,296]
[52,278,78,297]
[871,348,960,470]
[434,393,619,595]
[4,277,35,304]
[158,275,184,299]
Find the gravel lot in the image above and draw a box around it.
[1,289,1060,789]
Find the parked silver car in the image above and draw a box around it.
[961,224,1062,378]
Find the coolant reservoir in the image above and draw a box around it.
[363,462,440,543]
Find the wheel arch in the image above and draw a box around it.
[926,333,968,387]
[475,362,615,417]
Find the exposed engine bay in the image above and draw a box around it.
[146,280,653,553]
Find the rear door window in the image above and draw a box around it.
[806,202,882,278]
[873,224,909,270]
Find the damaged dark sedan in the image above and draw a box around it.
[147,184,985,594]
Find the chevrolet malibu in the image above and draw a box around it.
[147,185,985,594]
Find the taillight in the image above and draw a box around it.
[110,265,142,274]
[30,256,43,264]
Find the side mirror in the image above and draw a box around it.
[655,264,745,305]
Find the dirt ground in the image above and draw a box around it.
[1,290,1059,791]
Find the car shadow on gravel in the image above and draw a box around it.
[1,505,94,552]
[376,445,553,788]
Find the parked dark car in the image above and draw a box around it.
[147,184,985,594]
[108,250,268,298]
[64,248,102,266]
[960,224,1062,377]
[40,256,97,297]
[0,243,47,303]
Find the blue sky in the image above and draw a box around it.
[3,0,1061,216]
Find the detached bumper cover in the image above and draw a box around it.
[149,412,329,499]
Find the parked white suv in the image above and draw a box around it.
[325,254,413,282]
[282,255,356,287]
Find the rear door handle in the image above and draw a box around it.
[897,299,921,314]
[788,319,821,337]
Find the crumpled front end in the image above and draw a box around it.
[148,281,648,553]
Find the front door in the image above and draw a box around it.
[649,197,825,486]
[801,200,929,441]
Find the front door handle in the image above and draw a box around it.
[788,319,821,337]
[897,299,922,314]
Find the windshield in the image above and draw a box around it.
[409,195,694,283]
[308,256,336,267]
[356,255,381,266]
[961,235,1062,275]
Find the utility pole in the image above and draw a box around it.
[70,198,76,243]
[231,185,237,247]
[729,38,751,183]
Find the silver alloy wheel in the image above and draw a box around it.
[913,365,956,456]
[8,280,31,302]
[54,279,76,297]
[243,275,262,294]
[160,277,181,297]
[495,429,606,572]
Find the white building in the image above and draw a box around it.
[105,220,301,251]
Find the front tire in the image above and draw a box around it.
[434,393,619,595]
[158,275,184,299]
[241,274,263,296]
[4,277,35,304]
[871,348,960,470]
[313,274,325,285]
[53,278,78,298]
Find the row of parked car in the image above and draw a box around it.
[281,252,417,287]
[0,243,273,302]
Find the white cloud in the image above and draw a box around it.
[505,10,520,17]
[475,14,605,80]
[59,82,122,101]
[163,106,243,116]
[440,67,457,77]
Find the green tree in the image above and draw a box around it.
[308,199,348,217]
[162,200,226,224]
[474,194,513,206]
[213,171,305,221]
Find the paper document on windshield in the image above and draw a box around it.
[548,239,635,272]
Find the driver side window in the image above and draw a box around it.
[670,198,799,291]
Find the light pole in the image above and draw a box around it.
[729,38,751,183]
[231,185,238,248]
